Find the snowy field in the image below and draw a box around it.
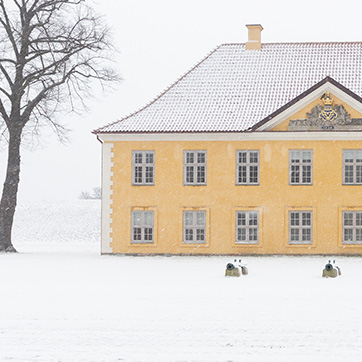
[2,201,362,361]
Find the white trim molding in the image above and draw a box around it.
[101,142,114,254]
[97,131,362,143]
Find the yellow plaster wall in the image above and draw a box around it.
[270,93,362,131]
[108,138,362,255]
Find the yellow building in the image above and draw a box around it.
[94,25,362,255]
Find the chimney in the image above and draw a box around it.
[246,24,263,50]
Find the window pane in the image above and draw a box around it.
[237,228,246,241]
[344,229,353,242]
[249,165,258,183]
[237,151,259,185]
[185,151,206,185]
[302,212,311,226]
[133,228,142,240]
[144,228,153,241]
[197,166,205,183]
[236,211,259,244]
[145,166,154,183]
[239,151,247,164]
[356,150,362,162]
[249,152,258,163]
[237,212,246,226]
[290,212,299,226]
[289,211,312,244]
[302,165,311,183]
[132,210,154,243]
[133,211,142,226]
[356,229,362,242]
[356,212,362,226]
[196,212,205,226]
[302,151,312,162]
[356,165,362,183]
[184,212,193,226]
[344,150,354,162]
[196,229,205,241]
[197,152,205,164]
[290,151,300,162]
[144,211,154,226]
[186,166,194,183]
[344,212,353,226]
[344,165,354,183]
[186,152,194,164]
[145,153,154,164]
[302,228,311,242]
[249,228,258,242]
[291,165,300,183]
[343,211,362,244]
[249,212,258,226]
[238,166,247,183]
[134,166,143,183]
[185,229,193,241]
[290,229,299,242]
[134,153,143,163]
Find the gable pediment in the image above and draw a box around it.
[288,93,362,131]
[253,77,362,132]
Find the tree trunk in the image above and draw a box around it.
[0,127,22,252]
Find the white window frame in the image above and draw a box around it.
[183,151,207,185]
[236,150,260,185]
[183,210,206,244]
[235,210,259,244]
[343,150,362,185]
[289,211,313,245]
[289,150,313,185]
[343,211,362,244]
[132,151,155,185]
[131,210,154,244]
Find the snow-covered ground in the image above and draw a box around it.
[2,200,362,361]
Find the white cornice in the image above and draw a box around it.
[97,131,362,142]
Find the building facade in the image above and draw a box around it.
[94,25,362,255]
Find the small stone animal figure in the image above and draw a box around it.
[225,259,248,277]
[322,260,341,278]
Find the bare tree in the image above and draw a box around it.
[0,0,119,252]
[78,187,101,199]
[78,191,91,200]
[92,186,101,199]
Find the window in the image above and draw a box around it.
[236,150,259,185]
[289,150,313,185]
[132,151,155,185]
[235,211,259,244]
[183,211,206,243]
[343,150,362,185]
[131,210,154,243]
[289,211,313,244]
[184,151,207,185]
[343,211,362,244]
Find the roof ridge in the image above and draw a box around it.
[93,45,223,134]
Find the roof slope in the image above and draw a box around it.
[96,42,362,133]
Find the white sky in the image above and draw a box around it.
[1,0,361,201]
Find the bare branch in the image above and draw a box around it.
[0,98,9,124]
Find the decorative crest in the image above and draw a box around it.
[321,91,333,106]
[288,93,358,131]
[319,92,337,122]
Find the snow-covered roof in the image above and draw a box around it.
[95,42,362,133]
